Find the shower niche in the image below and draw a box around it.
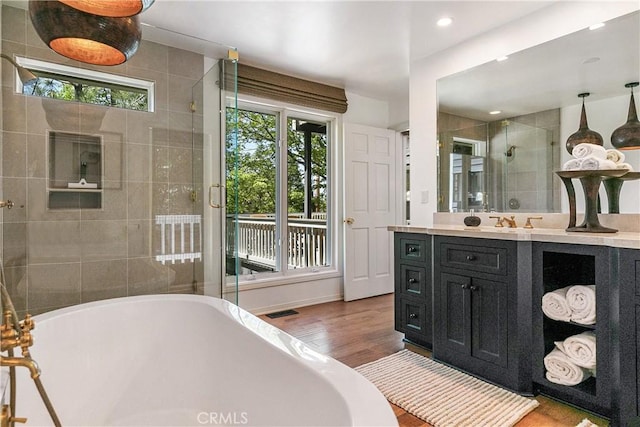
[47,131,103,209]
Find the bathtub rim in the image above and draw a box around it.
[8,294,398,427]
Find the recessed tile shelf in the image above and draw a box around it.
[47,131,103,209]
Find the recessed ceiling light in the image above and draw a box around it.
[589,22,605,30]
[437,17,453,27]
[489,110,501,115]
[496,55,509,62]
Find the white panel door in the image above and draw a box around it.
[344,123,398,301]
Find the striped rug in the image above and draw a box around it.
[355,349,539,427]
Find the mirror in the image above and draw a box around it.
[437,10,640,213]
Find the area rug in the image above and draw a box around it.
[355,349,539,427]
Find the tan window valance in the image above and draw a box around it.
[221,62,348,114]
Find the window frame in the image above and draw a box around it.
[230,97,340,288]
[14,56,155,112]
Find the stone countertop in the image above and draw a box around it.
[388,224,640,249]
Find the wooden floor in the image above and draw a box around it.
[260,294,609,427]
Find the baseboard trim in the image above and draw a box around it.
[249,294,343,316]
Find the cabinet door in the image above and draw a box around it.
[471,277,508,368]
[439,272,471,355]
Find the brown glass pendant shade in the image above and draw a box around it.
[29,0,141,66]
[58,0,155,17]
[565,92,604,154]
[611,82,640,151]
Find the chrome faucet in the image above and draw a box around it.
[501,215,517,228]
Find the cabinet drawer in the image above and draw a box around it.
[398,237,427,263]
[440,243,508,276]
[398,298,428,336]
[398,265,428,298]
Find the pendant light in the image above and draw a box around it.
[29,0,141,66]
[58,0,155,17]
[565,92,603,154]
[611,82,640,151]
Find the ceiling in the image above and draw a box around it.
[139,1,555,103]
[437,9,640,122]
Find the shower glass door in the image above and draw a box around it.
[192,56,238,304]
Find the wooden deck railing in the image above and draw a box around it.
[226,215,327,271]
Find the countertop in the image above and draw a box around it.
[388,224,640,249]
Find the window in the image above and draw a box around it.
[226,103,333,279]
[15,57,154,112]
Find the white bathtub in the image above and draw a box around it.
[10,294,397,426]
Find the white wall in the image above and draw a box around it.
[410,1,639,226]
[560,94,640,214]
[343,90,390,128]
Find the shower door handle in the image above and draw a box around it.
[209,184,226,209]
[0,200,14,209]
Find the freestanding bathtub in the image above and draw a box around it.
[9,294,397,426]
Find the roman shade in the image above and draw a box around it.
[221,62,348,114]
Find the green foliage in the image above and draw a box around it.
[226,108,327,215]
[23,73,148,111]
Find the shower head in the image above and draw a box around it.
[0,53,38,85]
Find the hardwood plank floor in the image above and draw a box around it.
[260,294,609,427]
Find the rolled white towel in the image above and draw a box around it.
[616,162,633,172]
[567,285,596,325]
[542,286,572,322]
[572,143,607,160]
[579,156,617,171]
[557,331,596,369]
[544,348,592,386]
[606,149,625,164]
[563,159,583,171]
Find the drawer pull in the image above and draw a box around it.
[407,246,417,253]
[466,254,477,261]
[470,285,478,291]
[409,313,418,319]
[408,278,417,284]
[460,283,469,290]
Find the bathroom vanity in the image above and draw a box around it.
[389,219,640,425]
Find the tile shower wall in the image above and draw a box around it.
[488,109,561,212]
[1,5,205,315]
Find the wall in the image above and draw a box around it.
[1,5,205,315]
[343,90,390,128]
[560,93,640,214]
[410,1,639,226]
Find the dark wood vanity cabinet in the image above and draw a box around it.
[618,248,640,425]
[433,236,530,394]
[394,233,432,349]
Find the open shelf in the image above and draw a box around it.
[47,131,103,209]
[533,243,611,418]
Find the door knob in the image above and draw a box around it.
[344,217,355,225]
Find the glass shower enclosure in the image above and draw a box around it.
[192,57,239,304]
[438,118,559,213]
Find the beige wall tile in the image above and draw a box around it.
[128,219,151,258]
[2,87,26,132]
[127,257,169,295]
[2,265,27,313]
[80,220,127,261]
[27,133,46,178]
[3,176,26,222]
[81,259,127,303]
[126,143,152,182]
[3,221,26,267]
[28,220,81,264]
[128,182,151,220]
[2,131,26,177]
[28,262,81,310]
